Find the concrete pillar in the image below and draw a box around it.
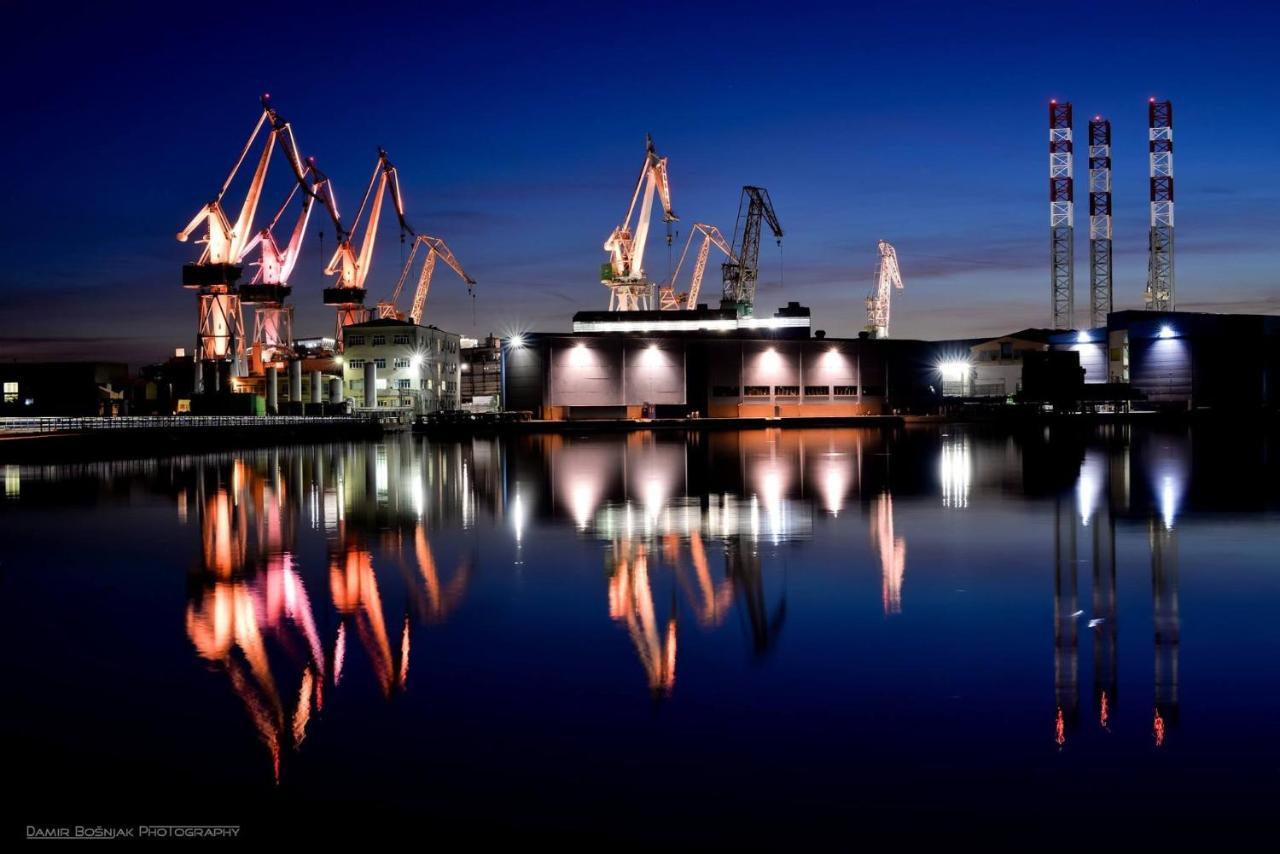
[265,366,278,414]
[329,377,343,404]
[364,361,377,408]
[289,360,303,403]
[193,358,203,395]
[310,370,323,404]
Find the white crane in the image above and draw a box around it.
[376,235,475,325]
[602,134,677,311]
[658,223,735,310]
[865,240,904,339]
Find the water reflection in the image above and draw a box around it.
[7,422,1270,791]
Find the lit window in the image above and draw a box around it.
[349,359,365,369]
[3,381,16,404]
[371,335,386,346]
[397,379,411,389]
[374,359,386,369]
[394,357,411,369]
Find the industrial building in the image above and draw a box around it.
[461,335,502,412]
[342,318,461,412]
[952,310,1280,410]
[504,303,974,419]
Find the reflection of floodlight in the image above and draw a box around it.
[508,334,526,349]
[1076,330,1091,343]
[1158,325,1175,339]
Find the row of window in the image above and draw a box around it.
[346,334,459,351]
[714,385,862,398]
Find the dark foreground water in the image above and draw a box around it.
[3,424,1278,843]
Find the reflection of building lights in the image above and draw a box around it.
[939,438,971,508]
[1158,325,1175,339]
[570,481,597,529]
[817,453,850,516]
[1076,451,1104,525]
[512,491,525,546]
[1160,475,1178,530]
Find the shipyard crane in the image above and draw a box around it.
[721,186,782,316]
[658,223,735,310]
[602,134,677,311]
[237,158,327,365]
[865,240,904,339]
[178,95,312,383]
[375,235,475,325]
[319,148,413,347]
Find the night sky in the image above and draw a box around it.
[3,0,1277,366]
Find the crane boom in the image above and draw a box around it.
[721,186,782,315]
[658,224,735,310]
[865,240,904,338]
[324,148,413,292]
[378,235,475,325]
[602,135,677,311]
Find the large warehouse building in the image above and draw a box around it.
[503,303,976,419]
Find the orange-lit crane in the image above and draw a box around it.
[658,223,735,310]
[178,95,311,384]
[319,148,412,348]
[238,158,329,365]
[374,234,475,325]
[602,134,677,311]
[865,240,904,339]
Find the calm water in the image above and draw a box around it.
[4,424,1278,842]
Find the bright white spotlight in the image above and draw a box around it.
[409,354,422,370]
[1158,325,1175,339]
[938,360,969,382]
[508,334,526,349]
[1076,330,1091,343]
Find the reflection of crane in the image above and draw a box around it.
[602,134,677,311]
[870,493,906,615]
[865,240,905,339]
[658,224,735,310]
[319,148,413,348]
[721,186,782,316]
[374,235,475,325]
[607,540,677,697]
[178,96,313,381]
[330,533,409,698]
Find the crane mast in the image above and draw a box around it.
[658,224,735,310]
[721,186,782,316]
[865,240,904,339]
[178,95,311,385]
[320,148,412,348]
[376,235,475,325]
[602,134,677,311]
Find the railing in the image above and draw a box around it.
[0,415,370,434]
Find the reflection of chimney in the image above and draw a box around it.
[1151,521,1180,742]
[1053,499,1079,743]
[1092,505,1117,729]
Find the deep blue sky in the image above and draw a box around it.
[2,0,1277,365]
